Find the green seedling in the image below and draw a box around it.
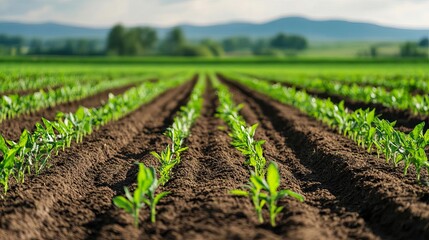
[227,72,429,181]
[113,163,169,226]
[0,75,189,197]
[151,77,205,185]
[232,162,304,227]
[213,76,267,176]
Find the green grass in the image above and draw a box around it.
[301,41,403,58]
[0,56,427,77]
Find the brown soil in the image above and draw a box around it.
[0,77,428,240]
[0,80,195,240]
[222,78,429,240]
[0,84,134,141]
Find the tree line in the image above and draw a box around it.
[359,37,428,58]
[106,24,308,56]
[0,35,104,56]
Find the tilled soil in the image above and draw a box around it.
[0,84,134,141]
[0,81,194,240]
[223,79,429,240]
[0,78,428,240]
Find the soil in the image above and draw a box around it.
[222,78,429,240]
[0,77,428,240]
[0,84,135,141]
[0,80,195,240]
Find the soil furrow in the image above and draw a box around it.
[0,84,135,141]
[64,78,195,240]
[152,82,279,239]
[224,78,429,240]
[227,83,381,240]
[0,80,194,240]
[96,81,280,239]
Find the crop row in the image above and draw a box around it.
[0,73,191,197]
[0,74,153,122]
[317,74,429,93]
[211,74,304,226]
[113,74,304,228]
[242,72,429,115]
[152,74,205,185]
[0,71,161,94]
[0,72,112,94]
[250,72,429,94]
[114,74,205,226]
[225,73,429,181]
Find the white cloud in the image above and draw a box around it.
[0,0,428,29]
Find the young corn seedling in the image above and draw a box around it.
[151,146,177,185]
[113,163,169,227]
[0,75,190,197]
[212,75,266,176]
[227,73,429,181]
[151,76,205,185]
[232,162,304,227]
[230,172,266,223]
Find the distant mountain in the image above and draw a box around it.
[0,22,108,39]
[0,17,428,41]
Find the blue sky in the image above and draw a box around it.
[0,0,428,29]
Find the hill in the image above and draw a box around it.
[0,17,427,41]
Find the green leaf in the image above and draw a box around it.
[133,187,143,205]
[274,206,284,215]
[154,191,170,205]
[0,134,8,154]
[250,174,265,190]
[124,187,133,202]
[175,147,189,153]
[366,109,375,124]
[230,189,249,196]
[18,129,29,147]
[410,122,425,139]
[150,151,161,160]
[424,130,429,144]
[75,107,85,121]
[266,162,280,194]
[137,163,147,188]
[281,189,305,202]
[113,196,134,214]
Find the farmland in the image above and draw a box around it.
[0,58,428,240]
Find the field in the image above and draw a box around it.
[0,58,429,240]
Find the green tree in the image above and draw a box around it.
[252,39,270,55]
[200,39,224,56]
[370,46,378,58]
[180,45,212,57]
[222,37,252,52]
[123,28,144,55]
[139,27,158,50]
[400,42,424,57]
[107,25,158,55]
[107,24,126,55]
[160,27,186,55]
[270,33,307,50]
[419,37,428,47]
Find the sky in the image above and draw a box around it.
[0,0,428,29]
